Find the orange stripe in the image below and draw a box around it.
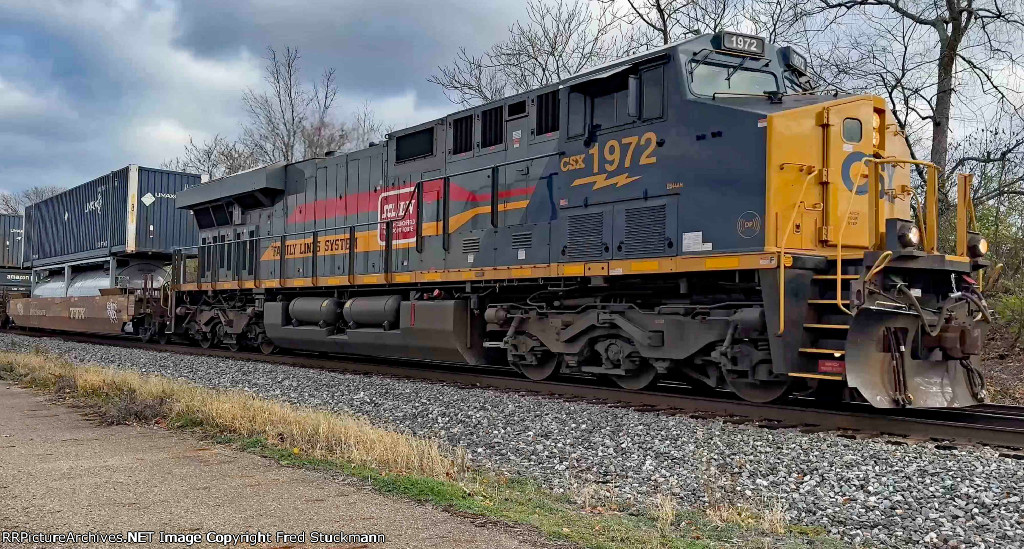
[258,200,531,261]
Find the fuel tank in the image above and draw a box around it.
[342,295,401,328]
[288,297,343,326]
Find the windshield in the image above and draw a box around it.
[690,62,779,96]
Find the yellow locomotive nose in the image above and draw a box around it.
[765,94,993,408]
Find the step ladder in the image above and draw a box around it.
[792,264,860,380]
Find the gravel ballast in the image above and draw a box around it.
[2,333,1022,548]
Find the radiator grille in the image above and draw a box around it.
[461,236,481,254]
[565,211,605,260]
[621,204,667,256]
[511,232,532,249]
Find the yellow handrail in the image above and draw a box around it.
[859,157,941,253]
[777,166,819,335]
[956,173,977,256]
[831,157,941,315]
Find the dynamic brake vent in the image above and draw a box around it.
[461,236,481,254]
[565,211,605,260]
[511,231,532,249]
[621,204,666,256]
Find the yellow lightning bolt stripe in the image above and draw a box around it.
[571,173,641,190]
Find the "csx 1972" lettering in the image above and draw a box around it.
[560,132,659,173]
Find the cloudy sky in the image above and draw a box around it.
[0,0,527,194]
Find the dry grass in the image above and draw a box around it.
[649,493,677,533]
[699,451,789,535]
[0,350,466,481]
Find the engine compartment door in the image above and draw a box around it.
[821,99,874,249]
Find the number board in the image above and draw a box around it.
[714,32,766,57]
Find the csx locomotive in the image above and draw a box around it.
[11,32,995,409]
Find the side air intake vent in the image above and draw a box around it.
[621,204,667,256]
[511,232,532,249]
[565,211,605,260]
[461,236,481,254]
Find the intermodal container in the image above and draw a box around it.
[22,166,200,267]
[0,214,23,268]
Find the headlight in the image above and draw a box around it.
[967,233,988,258]
[898,224,921,248]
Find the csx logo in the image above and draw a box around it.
[560,155,586,171]
[842,151,898,202]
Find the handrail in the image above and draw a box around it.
[832,157,939,315]
[860,157,941,253]
[956,173,976,257]
[777,165,819,335]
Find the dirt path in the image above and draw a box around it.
[0,382,553,548]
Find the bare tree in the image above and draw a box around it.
[599,0,750,49]
[241,46,311,164]
[302,68,351,157]
[0,185,66,214]
[161,134,261,181]
[429,0,621,106]
[0,193,21,215]
[817,0,1024,177]
[346,100,390,151]
[604,0,691,47]
[746,0,814,43]
[217,140,261,176]
[161,135,229,180]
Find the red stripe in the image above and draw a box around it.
[286,179,535,224]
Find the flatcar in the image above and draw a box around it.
[11,32,995,409]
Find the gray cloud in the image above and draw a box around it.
[0,0,524,194]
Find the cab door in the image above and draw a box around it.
[821,99,874,249]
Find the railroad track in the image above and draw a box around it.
[5,328,1024,455]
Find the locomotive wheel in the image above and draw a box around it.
[515,351,562,381]
[725,375,793,403]
[199,333,216,349]
[611,362,658,390]
[157,331,170,345]
[226,339,240,352]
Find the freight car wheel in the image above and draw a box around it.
[139,326,156,344]
[138,320,162,344]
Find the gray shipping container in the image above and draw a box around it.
[23,166,200,268]
[0,214,24,268]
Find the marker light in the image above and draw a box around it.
[967,233,988,258]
